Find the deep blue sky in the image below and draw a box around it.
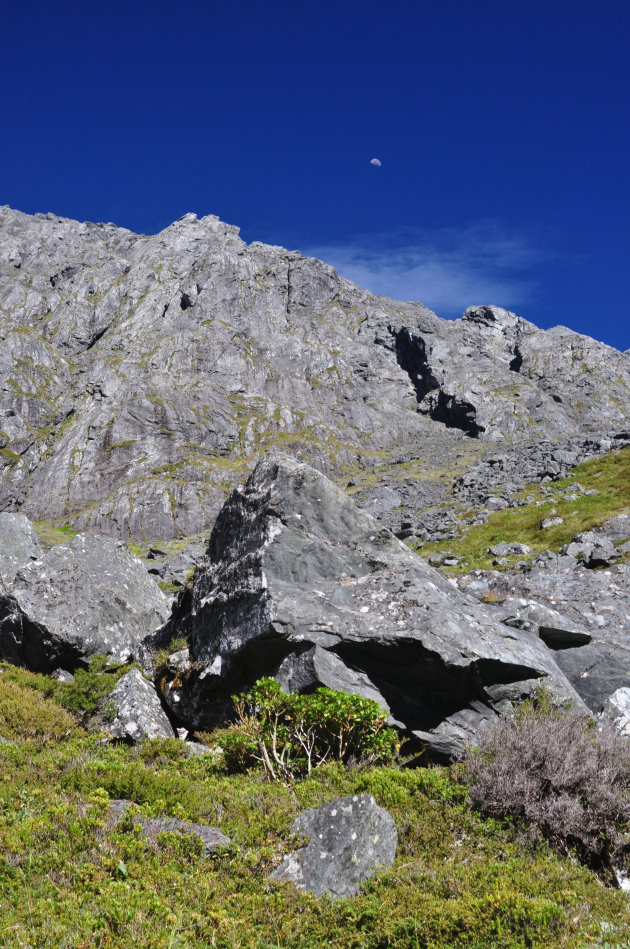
[3,1,629,351]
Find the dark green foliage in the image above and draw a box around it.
[57,656,133,723]
[222,677,400,780]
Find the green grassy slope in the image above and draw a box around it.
[1,665,629,948]
[417,447,630,574]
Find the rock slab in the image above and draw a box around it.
[0,513,41,587]
[107,799,230,854]
[106,669,175,742]
[270,794,397,898]
[0,531,170,671]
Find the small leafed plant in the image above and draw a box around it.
[220,677,399,781]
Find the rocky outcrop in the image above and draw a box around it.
[0,512,41,586]
[270,795,397,898]
[160,456,587,756]
[106,668,175,742]
[456,554,630,713]
[0,532,169,671]
[1,208,629,542]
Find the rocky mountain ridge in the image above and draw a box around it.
[2,205,629,545]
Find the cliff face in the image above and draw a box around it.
[1,206,629,541]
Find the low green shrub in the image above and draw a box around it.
[1,657,132,727]
[222,677,400,780]
[0,675,78,742]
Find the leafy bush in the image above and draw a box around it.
[461,694,630,880]
[222,677,400,781]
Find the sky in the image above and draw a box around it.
[2,0,629,351]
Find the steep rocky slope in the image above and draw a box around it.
[1,206,629,543]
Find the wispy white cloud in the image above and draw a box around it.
[305,221,547,319]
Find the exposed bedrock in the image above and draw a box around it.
[456,550,630,714]
[2,208,629,541]
[159,456,587,758]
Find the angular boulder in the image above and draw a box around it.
[270,795,397,898]
[106,669,175,742]
[562,530,620,568]
[163,456,585,754]
[0,513,41,587]
[0,533,170,671]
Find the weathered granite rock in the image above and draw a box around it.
[0,533,170,671]
[106,669,175,742]
[270,795,396,898]
[0,513,41,586]
[602,687,630,738]
[1,208,629,542]
[107,799,230,853]
[160,457,585,754]
[456,558,630,712]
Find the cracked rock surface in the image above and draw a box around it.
[270,794,397,898]
[106,668,175,742]
[161,456,585,756]
[0,532,169,671]
[1,207,629,542]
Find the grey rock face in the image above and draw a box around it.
[0,532,169,671]
[562,530,620,567]
[0,513,41,586]
[274,645,390,713]
[602,688,630,738]
[106,668,175,742]
[107,799,229,853]
[161,457,585,754]
[1,207,629,542]
[270,794,396,898]
[456,557,630,712]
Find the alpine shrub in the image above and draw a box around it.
[222,677,399,781]
[462,695,630,880]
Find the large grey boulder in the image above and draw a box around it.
[270,795,397,898]
[161,456,585,755]
[106,669,175,742]
[0,533,170,671]
[0,513,41,587]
